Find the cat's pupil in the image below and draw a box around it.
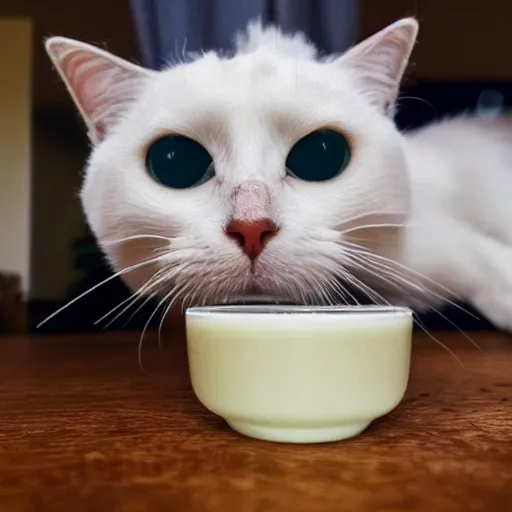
[146,135,214,189]
[286,129,351,182]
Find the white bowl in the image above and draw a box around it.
[185,305,413,444]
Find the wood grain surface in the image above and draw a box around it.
[0,327,511,512]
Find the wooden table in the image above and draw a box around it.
[0,327,511,512]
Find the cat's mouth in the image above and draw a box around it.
[215,294,298,306]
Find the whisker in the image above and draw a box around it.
[347,252,482,352]
[337,242,483,353]
[334,210,406,229]
[323,275,351,305]
[292,274,312,305]
[340,241,479,319]
[37,253,170,328]
[340,241,465,363]
[337,266,391,306]
[412,311,464,367]
[109,267,179,329]
[343,250,425,294]
[102,234,172,247]
[341,249,464,363]
[344,234,399,247]
[397,95,437,114]
[323,275,353,305]
[422,306,483,353]
[340,223,405,235]
[306,271,334,305]
[157,284,186,349]
[381,274,481,352]
[94,265,170,326]
[138,287,178,371]
[111,261,196,330]
[122,291,161,329]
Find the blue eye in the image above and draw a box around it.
[146,135,214,189]
[286,129,351,182]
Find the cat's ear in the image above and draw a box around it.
[335,18,418,112]
[45,37,153,144]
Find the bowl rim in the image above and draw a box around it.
[185,304,413,317]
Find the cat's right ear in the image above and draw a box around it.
[334,18,418,113]
[45,37,153,144]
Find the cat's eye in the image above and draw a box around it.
[146,135,214,189]
[286,129,351,182]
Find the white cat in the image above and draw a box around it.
[44,18,512,331]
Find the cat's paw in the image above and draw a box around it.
[473,291,512,333]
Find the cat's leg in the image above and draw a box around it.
[451,233,512,332]
[405,218,512,332]
[469,237,512,332]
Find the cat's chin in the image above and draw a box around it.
[212,294,299,306]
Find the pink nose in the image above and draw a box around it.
[226,219,278,260]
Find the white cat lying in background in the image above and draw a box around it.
[44,18,512,331]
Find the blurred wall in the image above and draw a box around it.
[30,113,87,300]
[0,18,32,296]
[362,0,512,81]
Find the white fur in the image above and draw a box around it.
[235,19,318,60]
[45,19,512,330]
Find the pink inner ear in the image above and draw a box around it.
[338,20,417,110]
[231,181,273,222]
[95,121,107,141]
[50,42,145,143]
[56,48,104,116]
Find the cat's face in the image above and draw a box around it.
[46,18,418,306]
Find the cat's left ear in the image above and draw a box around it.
[335,18,418,112]
[45,37,153,144]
